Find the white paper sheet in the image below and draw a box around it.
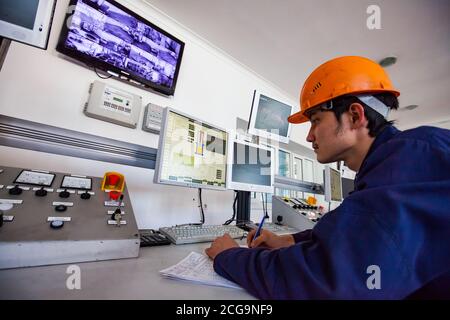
[159,252,242,289]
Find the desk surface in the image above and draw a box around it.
[0,242,255,300]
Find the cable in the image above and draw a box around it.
[93,67,112,79]
[260,192,265,218]
[265,193,269,218]
[198,188,205,225]
[224,191,238,225]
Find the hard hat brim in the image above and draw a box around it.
[288,111,309,124]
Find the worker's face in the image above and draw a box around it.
[306,109,355,163]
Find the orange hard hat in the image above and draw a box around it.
[288,56,400,124]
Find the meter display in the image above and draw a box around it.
[61,175,92,190]
[14,170,55,186]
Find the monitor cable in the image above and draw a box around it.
[174,189,205,227]
[198,188,205,225]
[90,64,112,79]
[223,191,238,225]
[261,192,269,219]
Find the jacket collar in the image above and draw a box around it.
[354,125,400,188]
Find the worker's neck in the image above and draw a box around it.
[343,134,375,172]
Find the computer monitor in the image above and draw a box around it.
[248,90,293,144]
[0,0,56,49]
[226,138,275,193]
[324,166,343,202]
[154,107,228,191]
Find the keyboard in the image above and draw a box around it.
[139,229,172,247]
[159,224,246,245]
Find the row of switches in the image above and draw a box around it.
[7,185,91,199]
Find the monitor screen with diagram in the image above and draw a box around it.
[154,108,228,190]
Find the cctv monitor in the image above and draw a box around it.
[0,0,56,49]
[226,138,274,193]
[56,0,184,96]
[154,107,228,191]
[248,90,293,144]
[324,166,343,202]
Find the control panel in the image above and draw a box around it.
[0,166,139,269]
[271,196,324,231]
[84,80,142,128]
[142,103,164,134]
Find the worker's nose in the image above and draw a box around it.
[306,127,315,143]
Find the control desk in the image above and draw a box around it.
[0,166,139,269]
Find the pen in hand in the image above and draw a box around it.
[252,215,267,242]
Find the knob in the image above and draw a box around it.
[9,185,22,195]
[35,187,47,197]
[0,211,3,227]
[276,215,283,223]
[55,205,67,212]
[59,189,70,198]
[50,220,64,229]
[80,191,91,200]
[111,208,121,221]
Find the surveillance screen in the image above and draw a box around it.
[60,0,183,90]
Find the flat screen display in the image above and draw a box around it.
[248,90,293,144]
[56,0,184,95]
[154,108,228,191]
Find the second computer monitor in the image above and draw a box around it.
[226,138,274,193]
[324,166,343,202]
[248,90,293,144]
[154,107,228,191]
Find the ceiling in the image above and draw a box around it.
[144,0,450,130]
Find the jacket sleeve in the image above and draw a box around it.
[292,229,312,243]
[213,207,410,299]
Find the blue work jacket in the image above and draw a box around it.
[214,126,450,299]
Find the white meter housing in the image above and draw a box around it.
[84,81,142,128]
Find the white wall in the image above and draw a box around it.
[0,0,312,229]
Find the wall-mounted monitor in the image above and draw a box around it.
[324,166,343,202]
[226,138,274,193]
[154,107,228,191]
[56,0,184,96]
[0,0,56,50]
[248,90,293,144]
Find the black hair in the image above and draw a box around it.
[328,93,399,137]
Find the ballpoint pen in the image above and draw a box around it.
[252,215,267,242]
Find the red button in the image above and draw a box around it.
[109,191,121,200]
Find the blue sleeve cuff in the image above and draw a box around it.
[292,229,312,243]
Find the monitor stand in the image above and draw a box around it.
[236,191,251,227]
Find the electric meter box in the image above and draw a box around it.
[84,81,142,128]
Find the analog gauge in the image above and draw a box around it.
[14,170,55,186]
[61,175,92,190]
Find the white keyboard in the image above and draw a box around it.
[159,224,246,245]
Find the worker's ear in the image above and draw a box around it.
[348,103,367,128]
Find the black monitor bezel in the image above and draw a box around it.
[56,0,185,96]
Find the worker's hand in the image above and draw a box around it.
[247,229,295,249]
[205,233,239,260]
